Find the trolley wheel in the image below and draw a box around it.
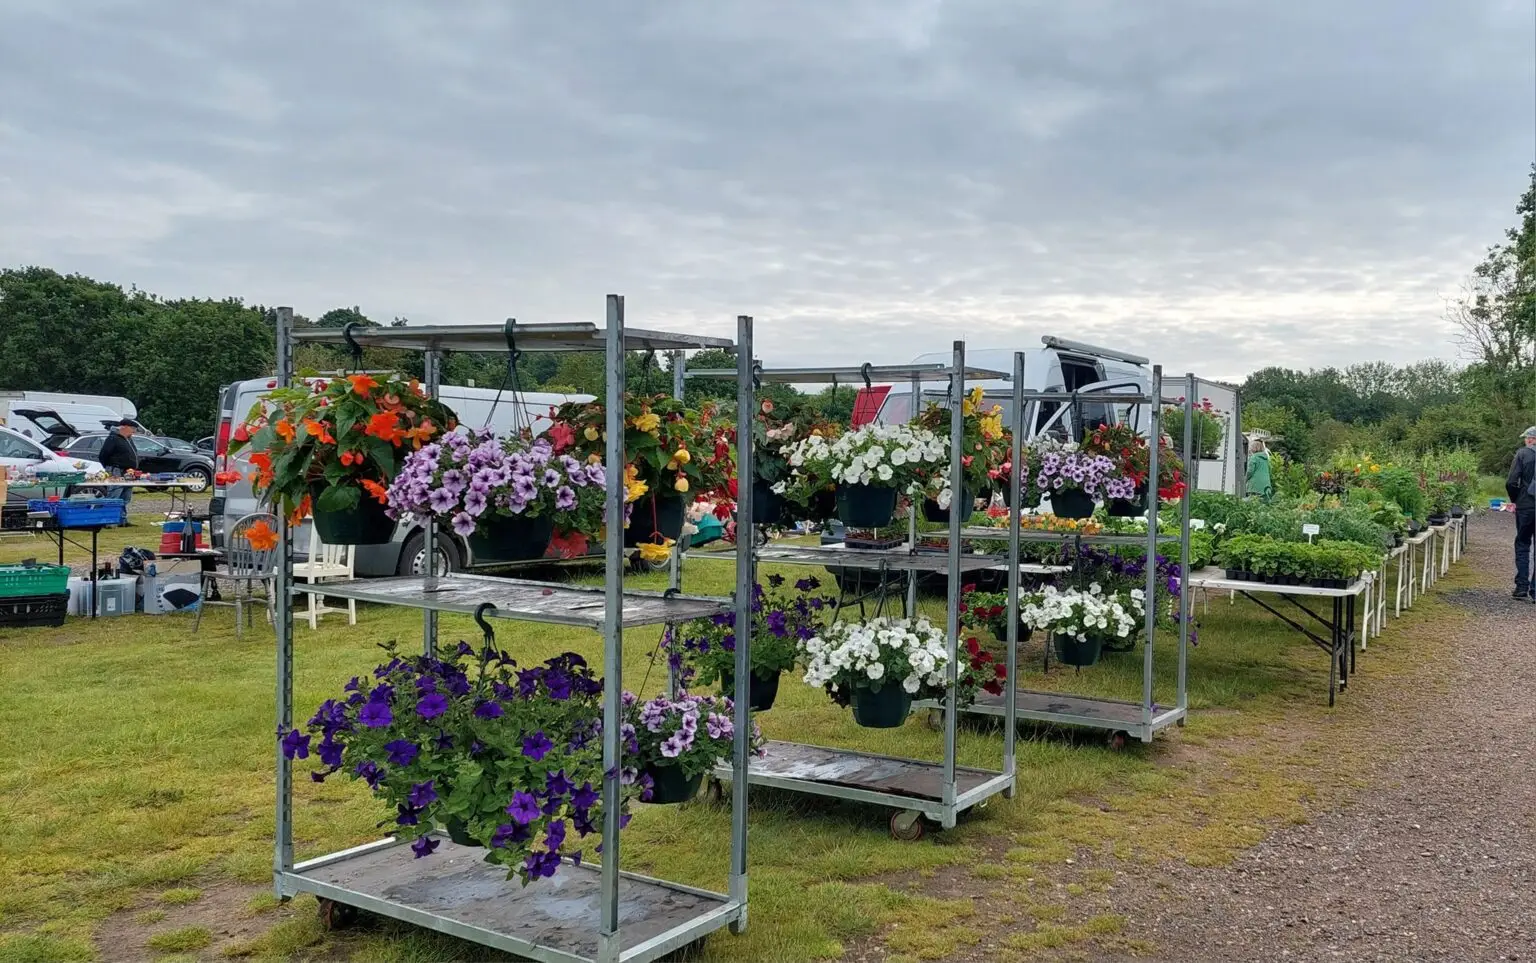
[317,898,359,931]
[925,709,944,731]
[889,810,926,841]
[1106,731,1129,751]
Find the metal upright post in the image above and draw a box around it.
[1142,366,1162,733]
[729,316,753,931]
[666,349,686,697]
[422,348,441,656]
[599,295,626,963]
[1178,374,1194,720]
[906,372,921,617]
[1004,352,1025,795]
[942,342,963,825]
[273,306,295,888]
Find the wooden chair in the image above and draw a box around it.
[195,512,279,639]
[294,523,356,628]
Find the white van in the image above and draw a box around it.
[8,391,137,420]
[208,379,594,576]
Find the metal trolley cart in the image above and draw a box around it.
[269,298,760,963]
[692,346,1021,840]
[912,364,1197,748]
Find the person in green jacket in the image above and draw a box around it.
[1246,438,1274,499]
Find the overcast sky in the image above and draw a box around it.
[2,1,1532,381]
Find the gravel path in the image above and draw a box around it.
[1091,513,1536,963]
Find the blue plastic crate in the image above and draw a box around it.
[29,498,125,528]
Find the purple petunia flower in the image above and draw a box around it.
[384,739,419,766]
[396,805,420,826]
[525,849,562,880]
[571,781,599,811]
[360,701,393,728]
[318,738,344,768]
[354,760,385,788]
[545,819,567,852]
[428,487,459,514]
[523,730,553,761]
[280,729,310,760]
[407,780,438,808]
[587,464,606,487]
[416,692,449,719]
[463,489,488,516]
[506,790,541,825]
[545,770,574,798]
[451,512,477,537]
[441,469,468,495]
[554,486,576,510]
[411,836,439,858]
[491,822,530,849]
[473,700,504,719]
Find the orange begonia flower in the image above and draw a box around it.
[273,419,296,443]
[364,411,402,443]
[348,374,379,395]
[303,419,336,444]
[360,478,390,504]
[287,495,312,525]
[243,519,279,551]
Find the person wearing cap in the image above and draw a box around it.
[98,419,140,511]
[1504,426,1536,599]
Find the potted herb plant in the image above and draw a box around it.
[387,431,608,562]
[281,641,622,884]
[800,616,951,727]
[1018,584,1144,668]
[232,374,457,544]
[778,423,946,529]
[1028,438,1133,520]
[665,574,832,711]
[625,692,758,804]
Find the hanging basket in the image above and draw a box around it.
[444,817,479,848]
[642,763,703,804]
[721,667,782,712]
[625,494,686,547]
[751,479,785,526]
[1106,486,1148,518]
[1052,633,1104,667]
[836,484,898,528]
[922,486,972,524]
[467,512,556,563]
[310,482,395,545]
[1049,488,1095,520]
[850,684,912,728]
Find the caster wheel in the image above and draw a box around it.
[889,810,926,841]
[317,898,359,931]
[925,709,944,731]
[1106,731,1129,751]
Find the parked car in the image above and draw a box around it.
[193,436,215,453]
[60,433,215,491]
[155,437,199,452]
[0,424,105,505]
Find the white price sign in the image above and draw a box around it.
[1301,523,1320,541]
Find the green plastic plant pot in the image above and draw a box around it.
[751,479,785,526]
[625,494,686,547]
[310,482,395,545]
[921,486,971,524]
[1049,488,1095,519]
[1052,633,1104,668]
[467,512,556,563]
[836,484,898,528]
[851,684,912,728]
[642,763,703,804]
[720,667,782,712]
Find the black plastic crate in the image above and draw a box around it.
[0,592,69,629]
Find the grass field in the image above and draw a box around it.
[0,508,1457,962]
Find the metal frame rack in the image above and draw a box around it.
[692,345,1020,839]
[913,362,1196,746]
[270,298,758,963]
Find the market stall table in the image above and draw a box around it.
[1185,567,1364,706]
[84,478,206,517]
[23,508,123,619]
[1399,530,1434,612]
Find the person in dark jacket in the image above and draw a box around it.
[98,419,139,510]
[1504,426,1536,599]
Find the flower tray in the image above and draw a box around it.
[0,592,69,628]
[844,532,905,551]
[0,563,71,599]
[28,498,126,528]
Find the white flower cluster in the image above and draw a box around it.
[778,423,946,492]
[1019,584,1145,643]
[801,617,951,696]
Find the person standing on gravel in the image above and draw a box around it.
[1504,426,1536,599]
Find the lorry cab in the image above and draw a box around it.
[864,336,1151,443]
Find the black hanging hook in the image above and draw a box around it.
[502,318,523,368]
[751,360,763,392]
[473,602,497,647]
[341,321,364,369]
[860,362,873,392]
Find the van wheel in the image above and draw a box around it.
[398,530,461,577]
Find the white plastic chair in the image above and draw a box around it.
[294,523,356,628]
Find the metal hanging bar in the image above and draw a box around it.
[273,306,295,882]
[729,314,754,929]
[941,341,964,823]
[598,294,626,963]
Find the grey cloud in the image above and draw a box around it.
[0,0,1530,381]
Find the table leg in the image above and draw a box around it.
[90,528,99,620]
[1347,594,1356,674]
[1327,596,1339,707]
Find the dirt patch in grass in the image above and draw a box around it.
[95,881,294,962]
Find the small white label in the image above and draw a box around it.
[1301,523,1321,537]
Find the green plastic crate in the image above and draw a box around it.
[0,564,71,599]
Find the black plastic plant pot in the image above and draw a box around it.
[836,484,898,528]
[851,684,912,728]
[1050,487,1095,519]
[1107,495,1147,518]
[1450,506,1465,518]
[1052,633,1104,668]
[643,763,703,804]
[468,512,556,563]
[310,482,395,545]
[444,817,479,848]
[1427,514,1449,527]
[751,480,784,526]
[720,668,781,712]
[921,486,971,523]
[625,494,687,547]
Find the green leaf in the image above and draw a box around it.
[316,484,360,512]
